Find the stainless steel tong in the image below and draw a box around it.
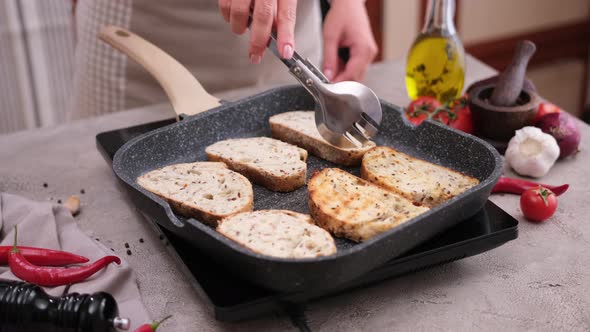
[265,34,382,148]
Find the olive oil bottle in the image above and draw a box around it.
[406,0,465,103]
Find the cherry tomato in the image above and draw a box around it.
[405,96,445,125]
[405,95,474,133]
[406,112,428,125]
[520,186,557,222]
[533,102,560,124]
[408,96,441,112]
[448,95,474,134]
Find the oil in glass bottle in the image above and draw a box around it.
[405,0,465,103]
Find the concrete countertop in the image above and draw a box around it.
[1,56,589,331]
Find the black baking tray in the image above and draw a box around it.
[107,86,503,292]
[97,116,517,322]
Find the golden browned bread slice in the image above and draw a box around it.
[269,111,376,166]
[308,168,429,242]
[361,146,480,207]
[205,137,308,192]
[217,210,336,258]
[137,162,253,226]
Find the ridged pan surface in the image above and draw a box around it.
[113,85,502,292]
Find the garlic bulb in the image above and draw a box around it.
[505,126,560,178]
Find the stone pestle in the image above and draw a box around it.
[490,40,536,107]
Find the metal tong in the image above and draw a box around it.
[265,33,382,148]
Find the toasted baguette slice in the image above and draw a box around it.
[361,146,480,207]
[269,111,376,166]
[205,137,307,192]
[217,210,336,258]
[308,168,429,242]
[137,162,253,225]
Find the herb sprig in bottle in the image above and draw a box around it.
[406,0,465,104]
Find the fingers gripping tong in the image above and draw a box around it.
[265,33,383,148]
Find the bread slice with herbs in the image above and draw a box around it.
[269,111,376,166]
[361,146,480,207]
[308,168,429,242]
[184,161,228,169]
[205,137,308,192]
[217,210,337,258]
[136,162,253,226]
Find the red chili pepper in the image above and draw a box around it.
[134,315,172,332]
[491,176,569,196]
[0,246,89,266]
[8,226,121,287]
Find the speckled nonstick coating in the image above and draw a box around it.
[112,85,502,292]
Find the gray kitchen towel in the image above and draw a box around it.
[0,192,150,330]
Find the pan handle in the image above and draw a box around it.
[99,26,221,118]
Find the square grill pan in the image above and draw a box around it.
[112,85,502,292]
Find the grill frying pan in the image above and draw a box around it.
[102,27,502,292]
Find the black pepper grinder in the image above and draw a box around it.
[0,279,129,332]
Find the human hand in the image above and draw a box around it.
[322,0,378,82]
[218,0,297,64]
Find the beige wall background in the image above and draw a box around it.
[382,1,420,61]
[382,0,590,115]
[460,0,590,43]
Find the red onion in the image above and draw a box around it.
[535,112,581,158]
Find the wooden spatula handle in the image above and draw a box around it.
[490,40,536,106]
[98,26,221,118]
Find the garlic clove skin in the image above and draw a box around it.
[505,126,560,178]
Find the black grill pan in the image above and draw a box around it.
[112,85,502,292]
[101,26,502,292]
